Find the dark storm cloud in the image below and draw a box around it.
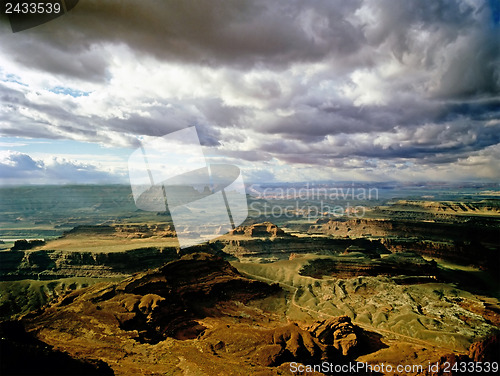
[0,0,366,80]
[252,96,500,142]
[1,0,497,93]
[0,0,498,180]
[191,98,249,128]
[253,119,500,168]
[360,0,500,98]
[14,39,109,82]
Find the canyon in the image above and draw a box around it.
[1,191,499,375]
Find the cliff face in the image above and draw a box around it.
[17,253,363,375]
[63,224,177,239]
[309,218,395,238]
[0,247,179,280]
[219,222,388,260]
[299,252,439,280]
[309,218,500,244]
[230,222,289,238]
[383,200,500,216]
[381,238,498,271]
[309,218,500,272]
[220,237,338,258]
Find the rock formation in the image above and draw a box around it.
[309,218,500,272]
[0,247,180,280]
[13,253,365,375]
[299,252,439,279]
[310,218,499,246]
[468,333,500,362]
[303,316,359,357]
[229,222,289,238]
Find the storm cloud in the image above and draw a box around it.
[0,0,498,182]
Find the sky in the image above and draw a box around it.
[0,0,499,185]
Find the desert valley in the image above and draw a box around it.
[0,184,498,375]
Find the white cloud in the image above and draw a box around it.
[0,150,125,185]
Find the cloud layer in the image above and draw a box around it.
[0,0,499,183]
[0,150,123,184]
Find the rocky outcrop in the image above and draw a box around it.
[310,218,500,245]
[63,224,177,238]
[299,252,439,279]
[204,320,361,367]
[11,239,46,251]
[229,222,289,238]
[16,253,364,375]
[218,236,388,260]
[0,247,179,280]
[113,224,177,238]
[468,333,500,362]
[309,218,394,238]
[385,199,500,216]
[382,238,498,271]
[310,218,500,271]
[27,253,280,344]
[116,253,282,342]
[303,316,359,357]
